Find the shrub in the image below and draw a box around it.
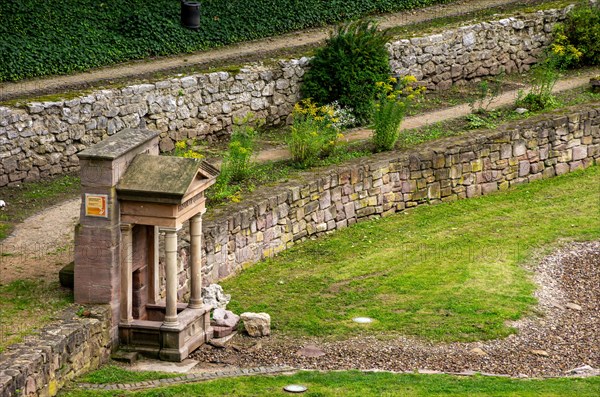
[0,0,452,82]
[549,4,600,68]
[301,19,391,124]
[372,76,425,151]
[287,99,344,168]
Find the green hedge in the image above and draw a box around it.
[0,0,453,82]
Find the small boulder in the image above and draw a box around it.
[212,308,240,328]
[515,107,529,114]
[470,347,488,357]
[240,312,271,337]
[565,302,582,311]
[202,284,231,309]
[530,349,549,357]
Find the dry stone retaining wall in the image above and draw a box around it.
[0,7,572,186]
[185,103,599,286]
[0,306,112,397]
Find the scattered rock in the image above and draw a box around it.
[567,365,598,376]
[565,302,582,311]
[515,107,529,114]
[202,284,231,309]
[418,369,443,374]
[530,350,549,357]
[241,312,271,337]
[212,325,236,338]
[208,332,237,348]
[296,345,326,358]
[212,308,240,328]
[470,347,488,357]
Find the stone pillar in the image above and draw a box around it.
[163,227,179,326]
[120,224,133,324]
[188,211,204,309]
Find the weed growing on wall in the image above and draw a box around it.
[516,59,560,111]
[372,76,425,151]
[301,20,391,124]
[468,74,504,114]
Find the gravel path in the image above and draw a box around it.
[0,0,536,101]
[192,241,600,378]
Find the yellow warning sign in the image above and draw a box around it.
[85,194,108,218]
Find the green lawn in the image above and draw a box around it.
[77,365,180,385]
[222,165,600,341]
[0,279,73,352]
[62,371,600,396]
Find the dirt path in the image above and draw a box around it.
[0,199,79,285]
[0,0,536,101]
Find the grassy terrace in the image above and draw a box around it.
[223,165,600,341]
[62,370,600,396]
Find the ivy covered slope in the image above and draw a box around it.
[0,0,452,82]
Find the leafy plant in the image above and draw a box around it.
[372,75,425,151]
[301,19,391,124]
[465,113,498,130]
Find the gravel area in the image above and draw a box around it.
[192,241,600,377]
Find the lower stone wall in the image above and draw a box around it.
[0,306,112,397]
[189,103,600,285]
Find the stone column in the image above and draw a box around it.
[120,224,133,324]
[163,227,179,326]
[188,211,205,309]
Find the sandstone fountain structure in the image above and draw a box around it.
[73,128,218,361]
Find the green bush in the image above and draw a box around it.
[549,4,600,68]
[0,0,453,83]
[301,20,391,124]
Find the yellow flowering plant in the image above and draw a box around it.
[172,140,204,159]
[372,75,425,151]
[549,25,583,69]
[287,99,351,168]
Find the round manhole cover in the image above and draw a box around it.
[283,384,308,393]
[352,317,373,323]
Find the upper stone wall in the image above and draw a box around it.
[0,6,571,186]
[388,8,569,89]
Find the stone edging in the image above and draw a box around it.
[75,365,296,391]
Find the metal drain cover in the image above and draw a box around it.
[352,317,373,323]
[283,384,308,393]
